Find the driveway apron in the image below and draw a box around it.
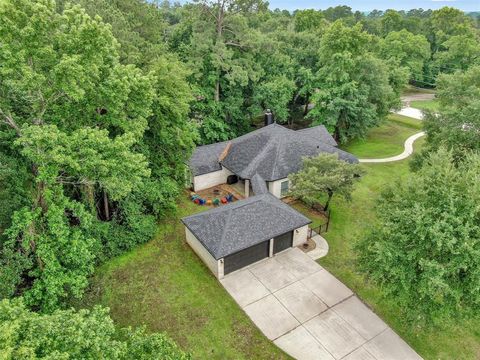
[220,248,422,360]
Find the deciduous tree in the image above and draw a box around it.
[289,153,363,211]
[307,22,404,142]
[358,149,480,320]
[0,297,191,359]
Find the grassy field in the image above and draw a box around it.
[298,121,480,359]
[79,199,290,360]
[340,114,422,158]
[410,99,440,112]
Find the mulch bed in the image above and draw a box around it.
[299,238,316,253]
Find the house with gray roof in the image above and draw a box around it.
[182,123,358,278]
[189,123,357,198]
[182,193,311,277]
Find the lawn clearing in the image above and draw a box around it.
[299,130,480,359]
[79,199,290,359]
[410,99,439,112]
[340,114,422,158]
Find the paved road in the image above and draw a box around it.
[359,132,425,164]
[396,107,424,120]
[220,248,422,360]
[401,92,435,106]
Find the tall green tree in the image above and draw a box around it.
[294,9,325,32]
[289,153,363,211]
[0,297,190,359]
[308,22,405,142]
[419,65,480,163]
[0,0,153,311]
[358,149,480,320]
[380,9,404,36]
[380,29,431,82]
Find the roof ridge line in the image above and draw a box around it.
[270,131,284,180]
[218,205,234,253]
[241,134,276,178]
[217,195,266,253]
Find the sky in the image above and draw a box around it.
[266,0,479,12]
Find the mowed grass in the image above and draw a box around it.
[79,199,290,360]
[410,99,440,112]
[340,114,422,158]
[299,124,480,359]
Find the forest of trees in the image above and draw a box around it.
[1,0,479,357]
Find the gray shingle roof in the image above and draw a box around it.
[182,194,311,259]
[190,124,357,179]
[189,141,228,176]
[251,173,269,195]
[296,125,338,147]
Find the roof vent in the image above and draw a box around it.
[264,109,274,126]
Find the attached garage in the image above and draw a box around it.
[224,240,270,275]
[273,231,293,255]
[182,193,311,279]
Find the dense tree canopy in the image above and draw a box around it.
[0,0,195,311]
[1,0,479,353]
[415,65,480,165]
[380,29,430,82]
[0,298,190,359]
[358,149,480,320]
[307,22,405,142]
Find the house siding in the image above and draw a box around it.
[293,225,309,247]
[185,227,221,277]
[268,178,290,198]
[192,166,234,192]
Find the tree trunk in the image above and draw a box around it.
[32,164,48,214]
[303,94,310,116]
[83,184,95,214]
[103,190,110,221]
[324,190,333,212]
[333,125,341,142]
[214,79,220,102]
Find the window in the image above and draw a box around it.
[280,180,289,197]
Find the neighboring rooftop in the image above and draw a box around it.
[182,194,311,259]
[190,123,357,179]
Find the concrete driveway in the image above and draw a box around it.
[395,107,424,120]
[220,248,422,360]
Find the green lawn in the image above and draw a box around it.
[299,127,480,359]
[79,200,290,360]
[78,115,480,360]
[410,99,440,112]
[340,114,422,158]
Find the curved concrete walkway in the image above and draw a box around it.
[359,132,425,163]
